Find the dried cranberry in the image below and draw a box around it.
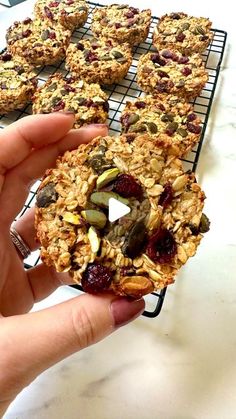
[165,128,175,136]
[200,35,208,41]
[115,22,122,29]
[49,31,56,40]
[176,32,186,42]
[76,42,84,51]
[113,174,143,199]
[161,50,175,60]
[125,11,134,18]
[159,184,173,208]
[22,29,32,38]
[158,103,166,112]
[156,80,169,93]
[44,6,53,19]
[53,100,65,111]
[187,122,201,134]
[120,113,130,128]
[66,76,76,84]
[146,228,177,264]
[129,7,139,14]
[181,67,192,76]
[86,51,98,62]
[151,53,166,66]
[157,70,169,78]
[49,1,59,6]
[178,55,189,64]
[64,84,76,92]
[84,99,94,107]
[187,113,197,122]
[23,17,32,24]
[1,52,12,61]
[102,100,109,113]
[170,13,181,20]
[81,263,113,294]
[135,101,146,109]
[0,82,7,90]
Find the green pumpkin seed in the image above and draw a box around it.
[128,113,140,125]
[41,29,49,41]
[116,56,127,64]
[181,22,190,31]
[100,54,112,61]
[46,82,57,92]
[122,220,147,259]
[199,213,210,233]
[111,50,123,59]
[167,122,178,132]
[196,25,205,35]
[96,168,120,189]
[90,191,129,208]
[176,79,185,88]
[177,128,188,137]
[36,183,57,208]
[78,6,87,11]
[81,210,107,229]
[161,113,174,123]
[117,4,128,9]
[145,122,158,134]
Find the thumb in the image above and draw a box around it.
[0,294,144,400]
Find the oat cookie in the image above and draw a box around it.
[6,17,71,67]
[91,4,151,46]
[153,12,213,55]
[65,38,132,85]
[32,73,109,127]
[137,50,208,100]
[35,134,209,298]
[120,95,202,157]
[0,51,37,114]
[34,0,88,31]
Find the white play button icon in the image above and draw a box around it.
[108,197,131,222]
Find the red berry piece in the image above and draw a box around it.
[135,101,146,109]
[146,228,177,264]
[1,53,12,61]
[77,42,84,51]
[49,1,59,6]
[102,100,109,113]
[170,13,181,19]
[115,22,122,29]
[66,76,76,84]
[23,17,32,24]
[64,84,76,92]
[81,263,113,294]
[22,29,32,38]
[159,184,173,208]
[83,99,94,107]
[44,6,53,19]
[181,67,192,76]
[124,11,134,18]
[151,53,166,66]
[53,100,65,111]
[200,35,209,41]
[187,122,201,134]
[178,55,189,64]
[49,31,56,40]
[120,113,130,129]
[176,32,186,42]
[129,7,139,14]
[113,174,143,199]
[0,82,7,90]
[156,80,169,93]
[86,51,98,62]
[161,50,175,60]
[187,113,197,122]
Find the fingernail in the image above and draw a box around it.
[111,298,145,328]
[85,123,109,129]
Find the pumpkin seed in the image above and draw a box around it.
[128,113,140,125]
[181,22,190,31]
[111,50,124,59]
[145,121,158,134]
[177,128,188,137]
[122,220,147,259]
[36,183,57,208]
[166,122,178,132]
[199,213,210,233]
[196,25,205,35]
[41,29,49,41]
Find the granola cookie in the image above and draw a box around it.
[120,95,202,157]
[91,4,151,46]
[65,38,132,84]
[0,51,37,114]
[34,0,88,31]
[35,134,209,298]
[137,50,208,100]
[153,12,213,55]
[6,17,71,67]
[32,73,109,127]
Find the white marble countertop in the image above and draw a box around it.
[1,1,236,418]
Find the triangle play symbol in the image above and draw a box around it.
[108,197,131,223]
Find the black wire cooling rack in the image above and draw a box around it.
[0,2,227,317]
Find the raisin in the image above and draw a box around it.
[124,11,134,18]
[178,55,189,64]
[115,22,122,29]
[176,32,186,42]
[23,18,32,24]
[81,263,113,294]
[22,29,32,38]
[49,31,56,40]
[151,53,166,66]
[158,70,169,78]
[187,113,197,122]
[170,13,181,19]
[135,101,146,109]
[146,228,177,264]
[1,53,12,61]
[77,42,84,51]
[181,67,192,76]
[113,174,143,199]
[102,100,109,113]
[64,84,76,92]
[53,100,65,111]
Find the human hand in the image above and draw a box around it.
[0,113,145,416]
